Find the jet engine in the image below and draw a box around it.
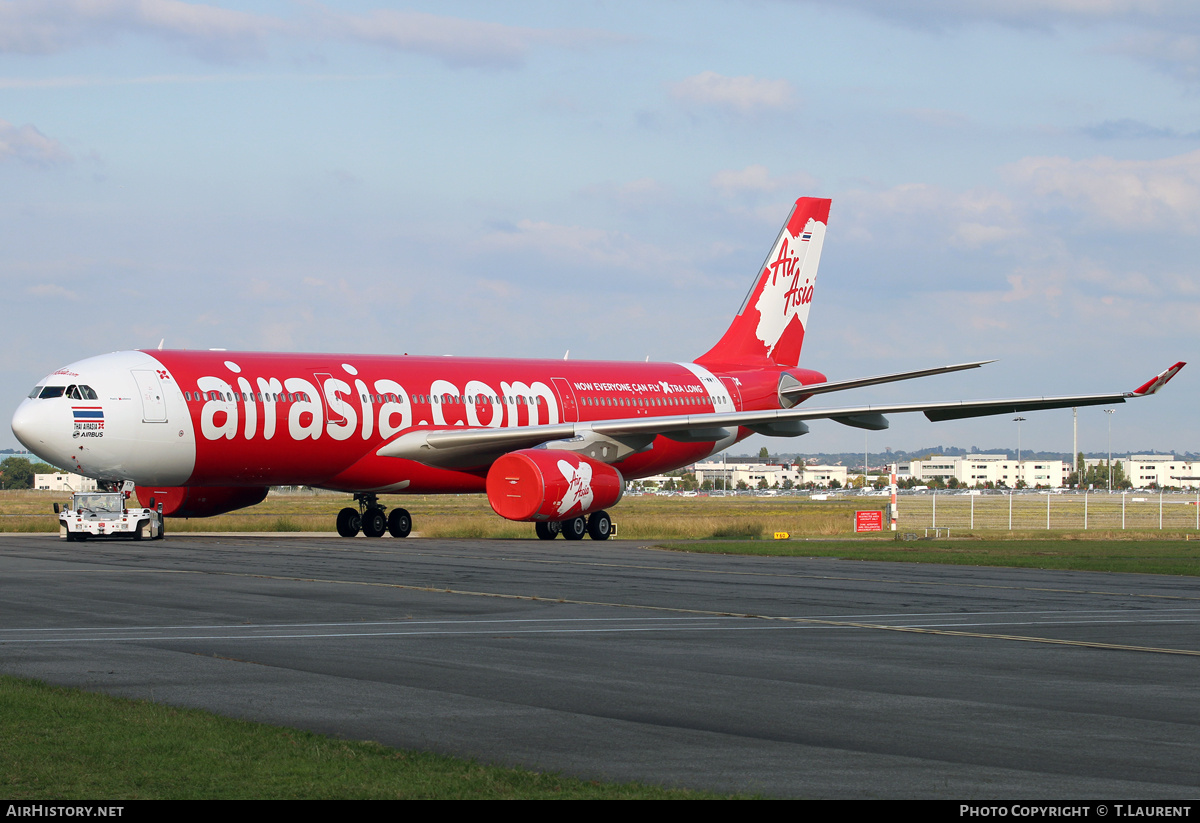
[133,485,269,518]
[486,449,623,522]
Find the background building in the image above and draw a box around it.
[34,472,99,492]
[890,455,1067,488]
[1120,455,1200,489]
[694,462,848,489]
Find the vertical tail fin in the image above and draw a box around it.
[696,197,830,369]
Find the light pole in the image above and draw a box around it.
[1013,416,1026,489]
[1104,408,1115,493]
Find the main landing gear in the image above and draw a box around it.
[336,493,412,539]
[535,511,613,541]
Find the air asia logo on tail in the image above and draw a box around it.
[695,197,829,369]
[556,458,594,515]
[752,216,824,365]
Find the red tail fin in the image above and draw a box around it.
[696,197,830,369]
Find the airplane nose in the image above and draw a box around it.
[11,401,44,451]
[11,399,71,470]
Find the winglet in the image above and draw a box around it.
[1127,361,1186,397]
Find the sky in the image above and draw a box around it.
[1,0,1197,459]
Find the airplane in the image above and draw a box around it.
[10,197,1186,540]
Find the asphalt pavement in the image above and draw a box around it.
[0,533,1196,798]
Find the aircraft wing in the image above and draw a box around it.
[376,362,1185,470]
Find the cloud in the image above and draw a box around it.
[0,1,619,68]
[903,108,973,129]
[319,8,611,69]
[799,1,1200,85]
[582,177,674,210]
[1082,118,1200,140]
[479,219,662,270]
[25,283,77,299]
[1107,30,1200,85]
[841,183,1023,249]
[805,1,1200,29]
[669,71,796,114]
[0,119,70,166]
[1004,149,1200,231]
[0,0,278,60]
[711,165,819,196]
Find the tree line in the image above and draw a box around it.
[0,457,63,490]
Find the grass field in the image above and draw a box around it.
[899,491,1200,533]
[5,488,1200,541]
[0,676,731,799]
[656,538,1200,576]
[2,488,865,539]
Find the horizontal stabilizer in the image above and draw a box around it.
[782,360,993,400]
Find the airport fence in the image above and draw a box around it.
[897,490,1200,532]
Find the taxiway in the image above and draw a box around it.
[0,534,1196,798]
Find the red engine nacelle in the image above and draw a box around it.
[486,450,624,522]
[133,485,269,518]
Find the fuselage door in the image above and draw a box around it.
[314,372,348,425]
[720,377,743,412]
[551,377,579,423]
[131,370,168,423]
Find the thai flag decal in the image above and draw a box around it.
[72,406,104,422]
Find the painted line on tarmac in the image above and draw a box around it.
[181,569,1200,657]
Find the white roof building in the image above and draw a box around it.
[890,455,1067,488]
[1121,455,1200,489]
[694,461,848,488]
[35,472,99,492]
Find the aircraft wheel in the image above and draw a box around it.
[587,511,612,541]
[562,516,587,541]
[388,508,412,538]
[535,521,561,540]
[362,507,387,538]
[336,507,361,538]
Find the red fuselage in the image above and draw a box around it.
[148,350,824,493]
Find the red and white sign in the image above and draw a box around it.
[855,510,883,532]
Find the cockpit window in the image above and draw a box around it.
[28,386,43,399]
[38,386,65,399]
